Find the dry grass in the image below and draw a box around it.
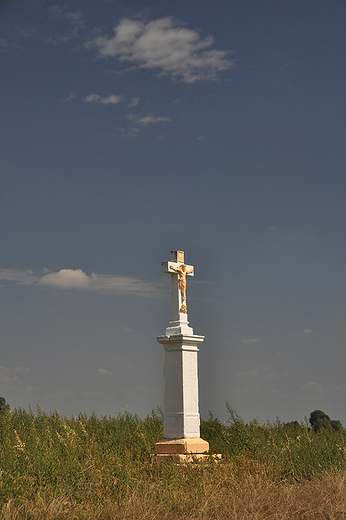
[1,460,346,519]
[1,408,345,519]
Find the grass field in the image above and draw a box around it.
[0,405,345,519]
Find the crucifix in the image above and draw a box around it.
[161,250,194,323]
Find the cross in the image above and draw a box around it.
[161,251,194,319]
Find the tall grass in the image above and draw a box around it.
[0,405,345,519]
[201,405,346,480]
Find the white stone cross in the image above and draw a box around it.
[161,251,194,322]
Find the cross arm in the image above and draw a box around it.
[161,261,194,276]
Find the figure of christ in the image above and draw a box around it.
[169,263,194,310]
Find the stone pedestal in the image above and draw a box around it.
[157,332,205,439]
[155,437,210,462]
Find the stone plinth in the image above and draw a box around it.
[155,437,209,454]
[154,437,210,462]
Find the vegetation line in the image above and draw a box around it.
[0,400,345,519]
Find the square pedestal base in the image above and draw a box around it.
[154,437,213,462]
[155,437,209,454]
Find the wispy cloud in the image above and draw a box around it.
[116,113,171,137]
[292,329,314,337]
[117,127,141,138]
[0,268,38,286]
[62,92,77,103]
[128,97,140,107]
[15,367,31,375]
[0,38,19,53]
[20,26,38,38]
[302,381,324,392]
[0,267,163,298]
[242,338,261,344]
[47,5,85,44]
[83,93,125,105]
[87,17,235,83]
[0,366,37,394]
[138,115,171,125]
[98,368,112,376]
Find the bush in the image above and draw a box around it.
[309,410,343,432]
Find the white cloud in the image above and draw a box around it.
[197,135,205,141]
[83,93,124,104]
[242,338,261,344]
[0,267,163,297]
[101,94,124,105]
[83,93,101,103]
[302,381,324,392]
[39,269,90,289]
[303,329,314,334]
[139,115,171,125]
[98,368,112,376]
[88,17,235,83]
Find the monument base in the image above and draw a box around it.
[154,437,215,462]
[155,437,209,454]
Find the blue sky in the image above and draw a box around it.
[0,0,345,425]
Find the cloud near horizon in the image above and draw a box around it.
[0,366,37,394]
[302,381,324,393]
[88,17,235,83]
[0,268,163,297]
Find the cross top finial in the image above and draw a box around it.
[171,250,184,263]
